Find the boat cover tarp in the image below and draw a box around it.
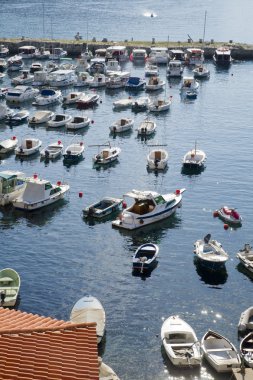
[41,89,55,96]
[128,77,140,85]
[70,308,105,336]
[22,182,46,203]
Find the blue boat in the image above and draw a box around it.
[132,243,159,272]
[125,76,146,91]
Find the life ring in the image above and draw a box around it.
[139,219,144,224]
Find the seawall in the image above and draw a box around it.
[1,38,253,60]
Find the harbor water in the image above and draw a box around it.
[1,2,253,380]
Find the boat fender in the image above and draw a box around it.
[139,219,144,224]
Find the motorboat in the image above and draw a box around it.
[49,47,67,60]
[148,97,172,112]
[34,46,50,60]
[182,145,206,168]
[7,109,29,124]
[7,55,24,71]
[0,171,25,206]
[145,62,159,76]
[99,359,120,380]
[0,58,7,71]
[185,48,204,66]
[47,113,72,128]
[146,76,165,91]
[106,45,128,62]
[201,330,241,373]
[0,88,8,98]
[148,47,168,64]
[147,146,169,170]
[33,88,62,106]
[63,141,84,162]
[194,234,229,271]
[168,49,185,61]
[113,98,133,110]
[48,69,77,87]
[76,56,90,72]
[0,268,20,307]
[18,45,38,59]
[94,48,107,59]
[0,103,13,120]
[59,62,77,71]
[161,316,202,367]
[6,86,39,102]
[70,295,106,343]
[83,197,123,218]
[110,118,134,133]
[105,59,121,74]
[180,76,199,92]
[11,69,34,85]
[132,243,159,272]
[130,48,147,62]
[213,47,232,66]
[13,176,69,211]
[92,143,121,165]
[15,137,42,156]
[76,93,100,108]
[28,110,54,124]
[0,44,9,58]
[238,307,253,333]
[81,48,93,61]
[131,96,151,112]
[106,73,127,89]
[40,141,64,160]
[32,71,49,86]
[88,73,106,88]
[112,188,185,230]
[125,76,146,91]
[0,137,18,155]
[237,244,253,276]
[192,65,210,79]
[75,71,93,87]
[167,60,184,77]
[66,116,91,130]
[137,119,156,136]
[89,58,106,74]
[214,206,242,226]
[29,62,43,74]
[63,91,84,105]
[240,333,253,368]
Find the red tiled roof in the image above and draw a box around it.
[0,308,100,380]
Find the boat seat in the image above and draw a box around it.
[207,348,233,352]
[4,289,17,296]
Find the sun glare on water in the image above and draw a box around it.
[143,10,157,18]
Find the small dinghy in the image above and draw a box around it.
[99,359,120,380]
[0,268,20,307]
[15,137,42,156]
[70,295,106,343]
[29,62,43,73]
[180,76,199,92]
[13,175,69,210]
[182,144,206,168]
[63,142,84,162]
[147,145,169,170]
[92,142,121,165]
[7,109,29,124]
[237,244,253,276]
[131,96,151,112]
[194,234,228,271]
[161,315,202,367]
[113,98,133,110]
[132,243,159,272]
[214,206,242,226]
[110,117,134,133]
[76,93,100,108]
[63,91,83,105]
[238,306,253,333]
[192,65,210,79]
[66,116,91,130]
[148,97,172,112]
[75,71,93,87]
[145,62,159,77]
[145,76,165,91]
[40,141,63,160]
[83,197,123,218]
[0,137,18,155]
[11,69,34,85]
[240,332,253,368]
[47,113,72,128]
[28,110,54,124]
[137,119,156,136]
[88,73,106,88]
[201,330,241,373]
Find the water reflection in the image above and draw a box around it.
[194,257,228,286]
[236,263,253,282]
[181,165,205,176]
[132,260,158,280]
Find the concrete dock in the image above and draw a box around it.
[232,368,253,380]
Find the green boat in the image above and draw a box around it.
[0,268,20,307]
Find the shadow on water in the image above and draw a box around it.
[82,209,121,226]
[63,155,85,168]
[236,263,253,282]
[93,159,119,171]
[131,260,158,280]
[146,165,169,176]
[181,165,205,177]
[193,257,228,287]
[15,151,41,163]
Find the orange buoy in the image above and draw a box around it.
[57,181,61,186]
[175,189,181,195]
[33,173,38,179]
[122,201,127,209]
[79,192,83,198]
[224,224,229,230]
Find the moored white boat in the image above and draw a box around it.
[106,73,127,89]
[7,55,24,71]
[0,104,13,120]
[167,60,184,77]
[66,116,91,130]
[110,117,134,133]
[48,69,77,87]
[7,109,29,124]
[0,137,18,155]
[180,76,199,92]
[40,141,64,159]
[161,316,201,367]
[0,268,21,307]
[33,88,62,106]
[83,197,123,218]
[147,146,169,170]
[238,306,253,333]
[131,96,151,112]
[29,62,43,74]
[49,47,67,60]
[185,48,204,66]
[213,47,232,66]
[70,295,106,343]
[0,171,25,206]
[63,91,84,105]
[105,59,121,74]
[130,48,147,62]
[76,93,100,108]
[15,137,42,156]
[0,44,9,58]
[240,332,253,368]
[148,97,172,112]
[182,144,206,168]
[106,45,128,62]
[148,47,168,64]
[75,71,93,87]
[194,234,229,271]
[11,70,34,85]
[28,110,54,124]
[137,119,156,136]
[13,176,69,210]
[6,86,39,102]
[145,62,159,76]
[34,46,50,60]
[145,76,165,91]
[92,143,121,165]
[18,45,38,59]
[112,188,185,230]
[113,98,133,110]
[47,113,72,128]
[63,142,84,162]
[193,65,210,79]
[201,330,241,372]
[88,73,106,88]
[237,244,253,276]
[132,243,159,272]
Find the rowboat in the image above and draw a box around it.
[0,268,20,307]
[132,243,159,272]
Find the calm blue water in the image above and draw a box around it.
[1,2,253,380]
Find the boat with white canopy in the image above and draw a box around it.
[167,60,184,77]
[0,137,18,155]
[0,171,25,206]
